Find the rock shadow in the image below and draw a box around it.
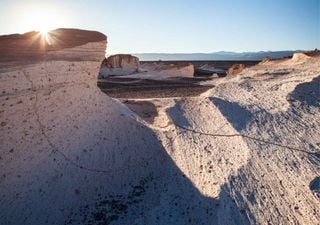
[287,75,320,107]
[309,176,320,198]
[166,101,192,128]
[1,105,253,225]
[68,121,252,225]
[210,97,253,131]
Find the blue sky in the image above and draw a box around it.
[0,0,319,53]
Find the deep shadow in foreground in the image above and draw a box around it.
[63,121,251,225]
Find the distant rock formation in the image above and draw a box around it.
[291,52,311,62]
[99,54,140,78]
[140,62,194,78]
[227,64,246,76]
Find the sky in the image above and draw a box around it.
[0,0,319,54]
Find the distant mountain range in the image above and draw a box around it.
[132,51,302,61]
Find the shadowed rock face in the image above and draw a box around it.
[0,28,107,63]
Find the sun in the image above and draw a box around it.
[39,29,52,45]
[18,3,69,37]
[40,29,49,36]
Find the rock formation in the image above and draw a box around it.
[99,54,140,78]
[227,64,246,76]
[141,62,194,78]
[0,29,219,225]
[290,52,311,62]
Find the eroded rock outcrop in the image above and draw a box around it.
[99,54,140,78]
[227,64,246,76]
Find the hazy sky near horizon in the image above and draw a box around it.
[0,0,319,54]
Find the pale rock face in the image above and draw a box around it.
[99,54,140,77]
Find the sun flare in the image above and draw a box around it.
[40,29,52,45]
[18,4,68,36]
[40,29,49,36]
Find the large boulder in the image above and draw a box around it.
[99,54,140,77]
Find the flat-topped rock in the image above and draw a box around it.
[0,28,107,64]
